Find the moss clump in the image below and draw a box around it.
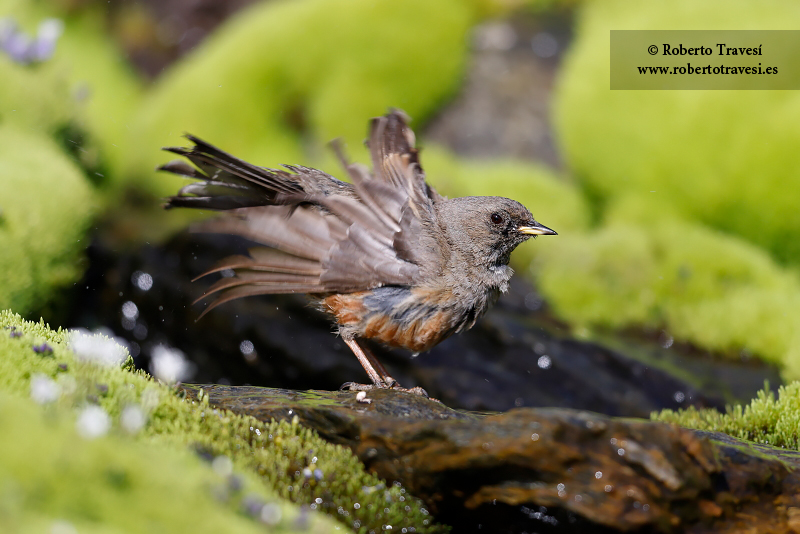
[535,218,800,373]
[0,390,328,534]
[654,382,800,450]
[546,0,800,371]
[0,4,144,315]
[125,0,478,197]
[0,310,447,533]
[0,54,74,135]
[555,0,800,266]
[0,127,98,316]
[7,2,144,185]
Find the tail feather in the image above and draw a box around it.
[193,249,323,281]
[194,270,322,304]
[196,283,323,319]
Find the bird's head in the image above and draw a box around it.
[439,196,556,268]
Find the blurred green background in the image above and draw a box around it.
[2,0,799,377]
[3,0,800,531]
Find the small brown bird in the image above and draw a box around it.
[160,110,556,395]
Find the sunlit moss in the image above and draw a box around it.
[0,54,74,135]
[0,4,143,316]
[0,391,333,534]
[549,0,800,371]
[5,1,144,184]
[0,126,98,316]
[654,382,800,450]
[535,218,800,373]
[0,310,447,533]
[555,0,800,266]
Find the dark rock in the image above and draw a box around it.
[182,384,800,534]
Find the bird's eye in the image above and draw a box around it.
[490,212,504,225]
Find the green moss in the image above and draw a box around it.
[0,391,330,534]
[0,126,98,316]
[54,9,144,183]
[3,2,143,185]
[0,3,144,314]
[535,218,800,372]
[545,0,800,373]
[0,310,447,533]
[0,55,74,135]
[555,0,800,266]
[125,0,478,197]
[654,382,800,450]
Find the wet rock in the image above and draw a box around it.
[57,231,780,417]
[182,384,800,534]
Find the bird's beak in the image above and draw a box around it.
[517,222,557,236]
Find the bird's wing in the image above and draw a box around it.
[331,109,445,273]
[160,110,441,317]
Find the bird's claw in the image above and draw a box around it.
[339,381,430,398]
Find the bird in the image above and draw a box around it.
[159,110,556,396]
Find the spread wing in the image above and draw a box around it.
[159,109,444,317]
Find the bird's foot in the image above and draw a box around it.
[339,380,430,398]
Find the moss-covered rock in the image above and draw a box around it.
[535,217,800,373]
[0,126,98,316]
[0,54,73,134]
[0,310,446,532]
[0,3,144,315]
[542,0,800,371]
[654,382,800,451]
[0,391,334,533]
[554,0,800,266]
[125,0,478,197]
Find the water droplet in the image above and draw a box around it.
[121,405,146,434]
[132,271,153,291]
[121,301,138,319]
[76,405,111,439]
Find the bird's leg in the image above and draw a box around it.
[340,338,430,398]
[342,337,389,388]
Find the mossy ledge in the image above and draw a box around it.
[0,309,446,533]
[654,381,800,451]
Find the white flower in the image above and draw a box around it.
[30,374,60,404]
[150,345,193,383]
[212,455,233,477]
[120,405,146,434]
[69,329,128,367]
[76,406,111,439]
[260,503,282,526]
